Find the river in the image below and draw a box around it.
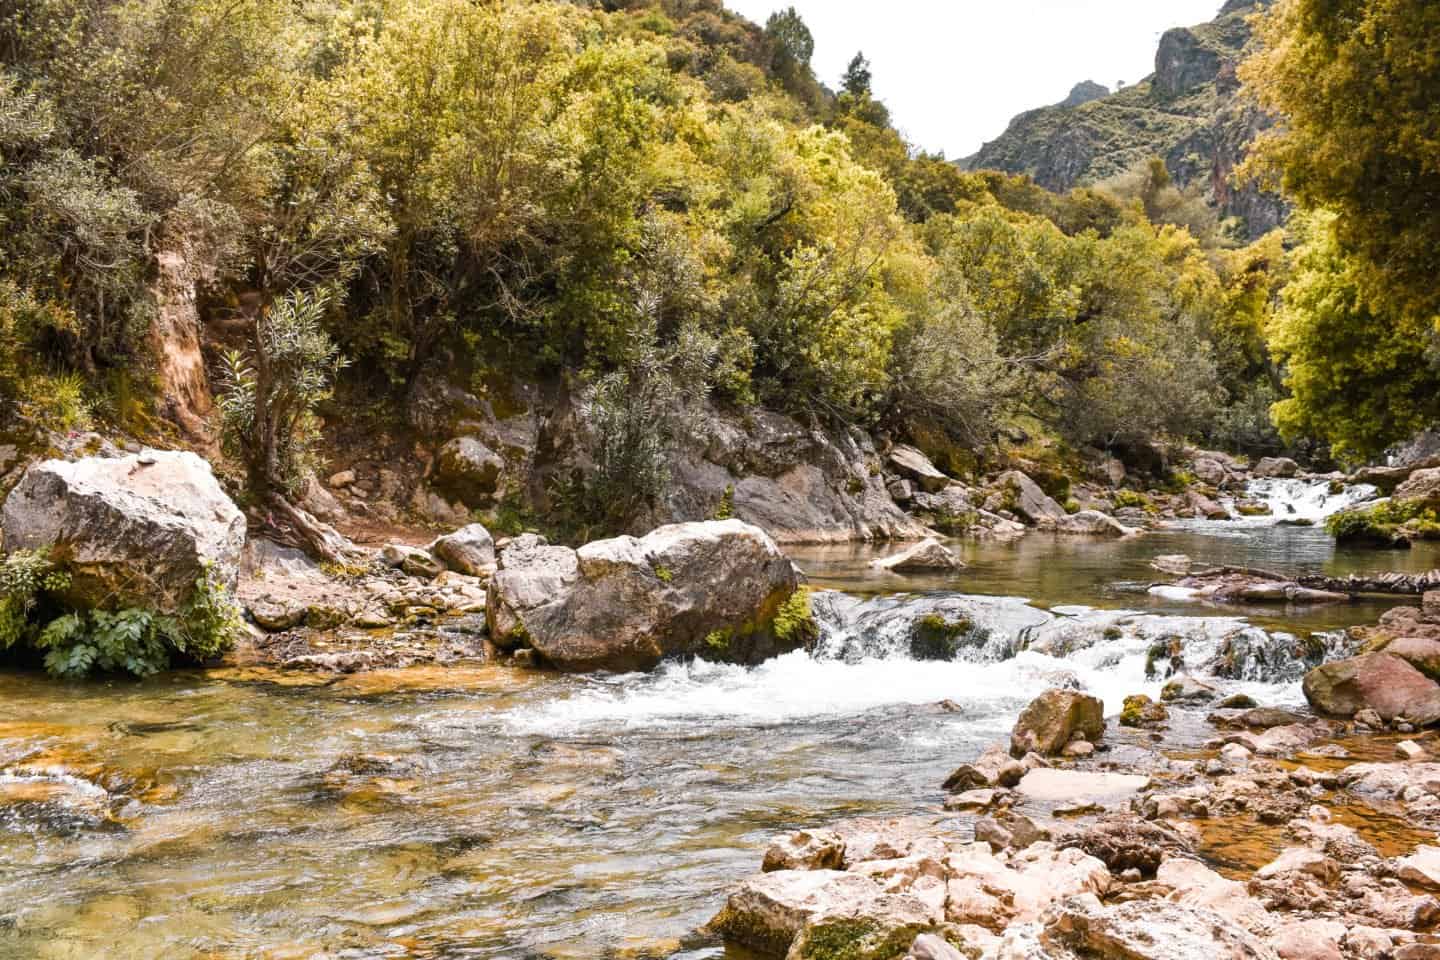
[2,483,1437,959]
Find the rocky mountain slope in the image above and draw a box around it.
[965,0,1285,239]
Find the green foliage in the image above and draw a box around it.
[771,587,819,650]
[712,484,735,521]
[219,288,348,497]
[909,613,982,662]
[1268,212,1440,461]
[1243,0,1440,322]
[1325,500,1440,547]
[0,552,241,678]
[574,292,714,531]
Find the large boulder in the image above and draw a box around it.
[1,451,245,613]
[429,523,496,576]
[888,446,951,493]
[1011,689,1105,757]
[486,520,806,672]
[1303,653,1440,723]
[1395,467,1440,507]
[997,471,1067,526]
[1254,457,1299,479]
[435,437,504,502]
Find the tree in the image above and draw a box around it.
[764,7,813,69]
[1268,212,1440,462]
[218,288,353,560]
[842,52,871,98]
[1243,0,1440,320]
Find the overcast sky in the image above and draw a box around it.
[724,1,1224,159]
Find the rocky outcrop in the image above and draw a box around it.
[486,520,807,672]
[1394,467,1440,507]
[965,1,1283,240]
[663,409,932,544]
[2,451,245,613]
[435,437,504,505]
[1011,689,1105,757]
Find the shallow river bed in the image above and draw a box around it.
[0,519,1436,959]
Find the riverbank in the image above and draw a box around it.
[711,600,1440,960]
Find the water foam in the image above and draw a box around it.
[499,596,1307,736]
[1243,477,1378,523]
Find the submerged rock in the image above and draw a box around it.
[1,450,245,613]
[1011,689,1105,757]
[486,520,805,672]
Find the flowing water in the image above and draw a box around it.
[2,480,1437,960]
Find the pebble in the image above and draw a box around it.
[1397,740,1428,761]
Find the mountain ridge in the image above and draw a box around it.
[964,0,1285,239]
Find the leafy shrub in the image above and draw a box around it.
[1326,500,1440,546]
[0,550,242,678]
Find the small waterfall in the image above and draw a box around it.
[810,591,1341,687]
[1244,477,1378,522]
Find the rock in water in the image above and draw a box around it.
[871,538,965,573]
[1011,689,1105,757]
[486,520,805,672]
[1302,653,1440,723]
[1,451,245,613]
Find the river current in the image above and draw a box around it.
[2,482,1438,959]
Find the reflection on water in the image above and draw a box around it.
[0,522,1433,958]
[791,523,1440,634]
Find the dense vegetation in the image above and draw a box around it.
[0,0,1434,535]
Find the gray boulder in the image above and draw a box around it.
[888,445,951,493]
[486,520,806,671]
[1,451,245,614]
[871,538,965,573]
[1050,510,1134,537]
[436,437,504,501]
[430,523,496,576]
[1254,456,1299,479]
[998,471,1067,525]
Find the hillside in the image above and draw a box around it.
[966,0,1285,239]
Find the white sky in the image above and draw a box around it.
[724,1,1225,158]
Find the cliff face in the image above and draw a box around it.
[965,1,1285,239]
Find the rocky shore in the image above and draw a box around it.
[709,598,1440,960]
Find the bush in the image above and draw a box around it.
[0,550,242,678]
